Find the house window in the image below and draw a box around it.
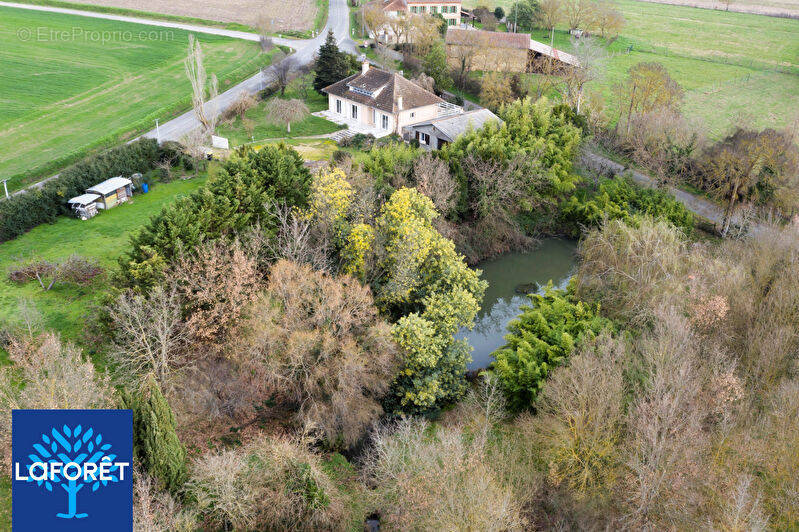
[447,18,455,25]
[352,104,358,119]
[336,99,341,113]
[382,114,389,129]
[418,132,430,145]
[410,112,415,118]
[410,5,417,12]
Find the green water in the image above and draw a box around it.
[459,239,578,370]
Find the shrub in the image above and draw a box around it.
[133,468,197,531]
[0,139,161,243]
[559,176,694,237]
[188,437,348,530]
[123,375,187,494]
[7,255,104,291]
[364,418,525,530]
[359,142,420,197]
[240,260,400,448]
[491,285,611,411]
[121,143,311,288]
[0,334,114,469]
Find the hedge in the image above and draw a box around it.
[0,139,166,243]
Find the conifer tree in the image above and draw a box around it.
[124,374,187,494]
[313,30,351,93]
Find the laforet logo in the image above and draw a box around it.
[12,410,133,531]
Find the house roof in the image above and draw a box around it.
[86,176,132,196]
[446,27,529,49]
[409,108,502,141]
[322,66,444,115]
[67,193,101,206]
[379,0,460,12]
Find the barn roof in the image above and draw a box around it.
[86,176,132,196]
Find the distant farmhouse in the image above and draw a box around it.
[320,61,463,138]
[403,108,501,150]
[372,0,462,43]
[445,28,579,73]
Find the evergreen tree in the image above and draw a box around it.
[123,375,187,494]
[422,41,452,92]
[313,30,351,93]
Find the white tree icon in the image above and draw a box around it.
[25,424,121,519]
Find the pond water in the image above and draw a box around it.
[458,239,578,370]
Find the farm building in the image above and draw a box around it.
[403,108,501,150]
[445,28,579,73]
[86,176,132,210]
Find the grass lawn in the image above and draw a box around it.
[0,172,209,344]
[463,0,799,137]
[0,6,279,192]
[216,85,343,147]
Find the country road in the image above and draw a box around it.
[4,0,354,196]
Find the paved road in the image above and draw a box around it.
[4,0,353,196]
[140,0,353,143]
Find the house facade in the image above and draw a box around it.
[321,62,447,136]
[382,0,462,26]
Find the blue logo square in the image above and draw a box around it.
[12,409,133,532]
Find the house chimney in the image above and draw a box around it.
[397,96,403,110]
[362,60,369,75]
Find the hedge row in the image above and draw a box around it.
[0,139,169,243]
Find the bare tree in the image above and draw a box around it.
[108,285,188,386]
[270,51,295,96]
[256,14,276,51]
[185,35,219,133]
[594,0,625,40]
[412,152,457,214]
[616,62,683,136]
[564,37,606,114]
[227,91,257,121]
[363,3,388,45]
[264,98,309,133]
[259,200,332,272]
[538,0,563,32]
[563,0,598,31]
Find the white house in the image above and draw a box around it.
[321,62,458,137]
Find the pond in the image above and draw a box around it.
[458,239,578,370]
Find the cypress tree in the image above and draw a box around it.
[124,375,187,494]
[313,30,351,93]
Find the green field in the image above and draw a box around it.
[464,0,799,137]
[216,83,343,146]
[0,173,209,343]
[0,6,278,192]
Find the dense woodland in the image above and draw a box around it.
[2,28,799,532]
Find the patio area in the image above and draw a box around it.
[312,110,394,139]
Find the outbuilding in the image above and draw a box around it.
[86,176,133,210]
[67,193,101,220]
[403,108,502,150]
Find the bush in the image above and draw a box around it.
[240,260,400,448]
[0,139,162,243]
[8,255,104,290]
[559,176,694,237]
[491,286,611,411]
[188,437,348,530]
[121,143,311,288]
[123,375,187,494]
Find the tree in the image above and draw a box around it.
[123,375,187,494]
[422,41,451,91]
[410,14,443,56]
[184,35,219,133]
[264,98,309,133]
[22,425,123,519]
[270,50,296,96]
[494,6,506,19]
[363,3,388,45]
[480,72,515,112]
[699,128,798,236]
[563,37,606,113]
[508,0,539,32]
[492,286,611,411]
[616,62,683,135]
[313,30,351,93]
[387,12,412,45]
[227,91,257,121]
[594,0,625,40]
[563,0,597,31]
[7,255,103,292]
[255,14,277,51]
[537,0,562,31]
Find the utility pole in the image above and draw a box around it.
[155,119,161,144]
[1,179,8,199]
